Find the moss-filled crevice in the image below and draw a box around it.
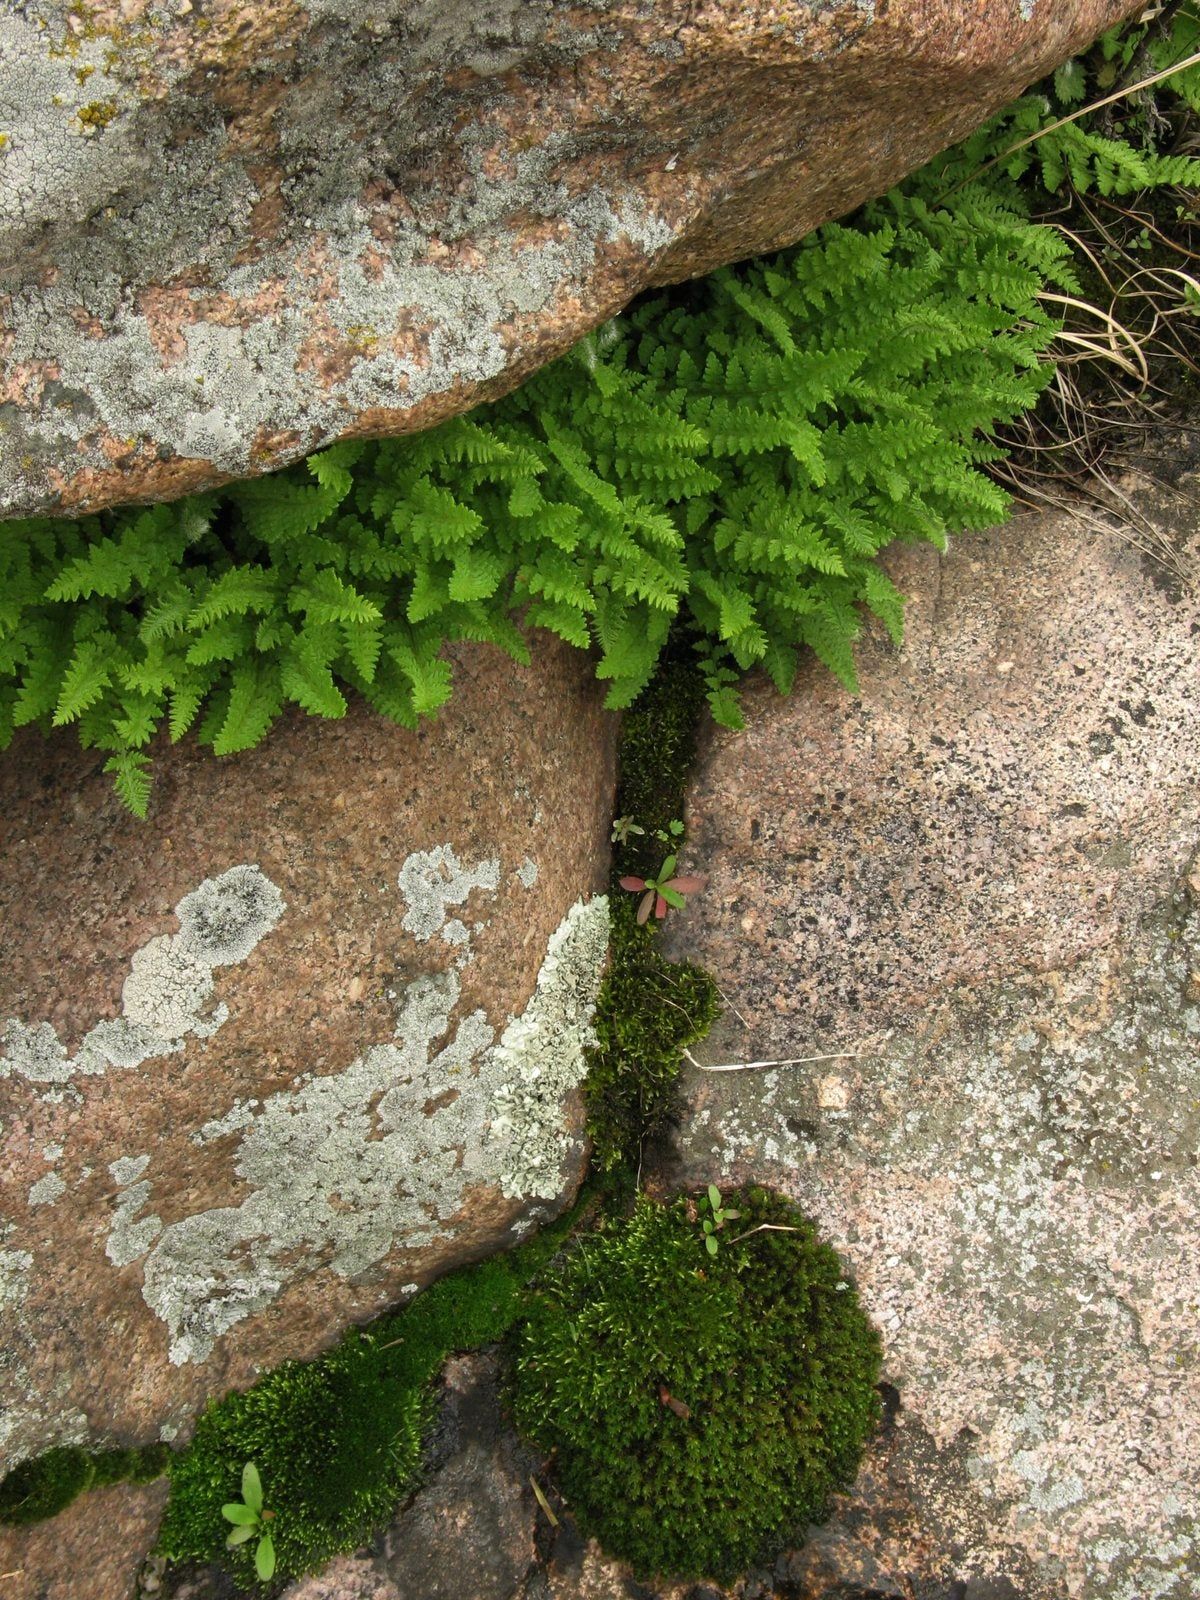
[583,644,721,1179]
[153,1185,597,1587]
[0,1442,170,1527]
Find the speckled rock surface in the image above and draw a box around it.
[0,632,615,1480]
[0,0,1142,519]
[0,1478,168,1600]
[661,479,1200,1598]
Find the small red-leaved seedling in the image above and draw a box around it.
[619,852,707,925]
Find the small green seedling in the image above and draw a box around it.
[611,815,646,846]
[698,1185,740,1256]
[222,1462,276,1581]
[618,853,706,925]
[654,819,685,845]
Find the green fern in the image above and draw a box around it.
[8,5,1192,811]
[932,3,1200,200]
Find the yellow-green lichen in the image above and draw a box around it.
[76,99,118,130]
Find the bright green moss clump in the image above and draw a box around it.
[512,1188,882,1582]
[158,1190,591,1585]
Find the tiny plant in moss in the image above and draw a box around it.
[619,851,706,925]
[696,1183,740,1255]
[513,1187,882,1582]
[610,815,645,846]
[222,1463,277,1582]
[157,1188,593,1584]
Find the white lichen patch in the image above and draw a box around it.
[111,890,609,1365]
[189,1101,258,1146]
[106,1155,163,1268]
[398,844,499,945]
[26,1172,65,1207]
[0,1239,33,1316]
[0,1227,89,1463]
[488,896,611,1198]
[1,865,285,1089]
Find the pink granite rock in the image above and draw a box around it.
[662,461,1200,1598]
[0,0,1142,519]
[0,632,615,1483]
[0,1479,168,1600]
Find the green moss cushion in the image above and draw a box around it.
[512,1187,882,1582]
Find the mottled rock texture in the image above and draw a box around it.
[270,1351,542,1600]
[0,633,615,1480]
[0,0,1143,519]
[0,1479,168,1600]
[662,470,1200,1598]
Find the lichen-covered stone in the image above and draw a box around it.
[0,632,615,1479]
[660,463,1200,1598]
[0,0,1142,519]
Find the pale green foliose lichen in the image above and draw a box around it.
[106,863,607,1365]
[1,865,285,1094]
[8,841,609,1410]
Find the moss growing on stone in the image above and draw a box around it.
[158,1188,594,1585]
[512,1187,882,1582]
[584,652,721,1175]
[0,1443,170,1526]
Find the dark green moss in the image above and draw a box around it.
[584,648,721,1176]
[584,900,719,1177]
[158,1187,595,1586]
[512,1188,883,1583]
[609,648,708,872]
[0,1443,170,1526]
[0,1447,93,1526]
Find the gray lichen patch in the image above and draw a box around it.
[0,1020,71,1084]
[0,864,285,1090]
[113,890,609,1365]
[397,844,500,945]
[106,1156,163,1269]
[175,866,286,966]
[0,1227,89,1464]
[0,1237,33,1317]
[0,0,685,516]
[487,895,611,1197]
[26,1172,65,1207]
[189,1101,258,1147]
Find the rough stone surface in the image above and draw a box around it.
[265,1351,542,1600]
[661,475,1200,1598]
[0,1479,168,1600]
[0,632,615,1477]
[0,0,1142,519]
